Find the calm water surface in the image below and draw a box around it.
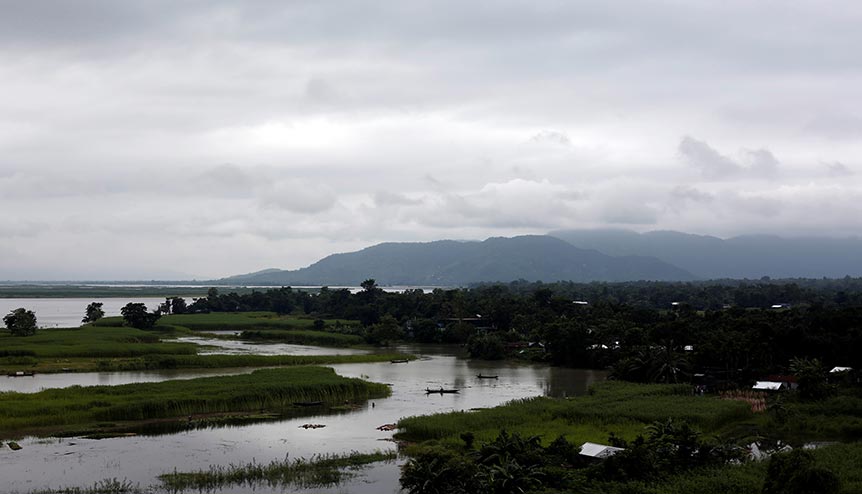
[0,297,179,328]
[1,343,604,493]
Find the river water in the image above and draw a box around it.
[1,333,605,493]
[0,297,177,328]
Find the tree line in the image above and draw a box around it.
[6,278,862,388]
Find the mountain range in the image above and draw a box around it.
[219,235,695,286]
[549,229,862,280]
[220,230,862,286]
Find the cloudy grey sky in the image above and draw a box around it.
[2,1,861,279]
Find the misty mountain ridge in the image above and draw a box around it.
[549,229,862,279]
[220,235,695,286]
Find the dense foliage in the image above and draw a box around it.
[155,279,862,382]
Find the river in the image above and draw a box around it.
[1,331,605,493]
[0,297,178,328]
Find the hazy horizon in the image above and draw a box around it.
[2,2,861,279]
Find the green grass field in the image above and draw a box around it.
[0,367,390,439]
[155,312,360,331]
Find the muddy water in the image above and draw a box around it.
[0,344,605,493]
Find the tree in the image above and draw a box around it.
[366,314,403,345]
[82,302,105,324]
[467,333,506,360]
[790,357,833,401]
[120,303,161,329]
[4,308,37,336]
[361,278,379,292]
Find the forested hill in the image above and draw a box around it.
[550,229,862,279]
[219,235,695,286]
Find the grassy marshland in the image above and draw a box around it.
[158,450,397,491]
[0,325,196,359]
[397,381,753,447]
[0,367,389,439]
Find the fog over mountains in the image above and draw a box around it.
[220,231,862,286]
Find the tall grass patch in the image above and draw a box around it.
[158,450,396,491]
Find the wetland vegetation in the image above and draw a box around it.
[0,366,390,439]
[158,450,397,491]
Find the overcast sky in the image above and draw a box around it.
[2,1,862,279]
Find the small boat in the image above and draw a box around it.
[426,387,459,394]
[7,371,35,377]
[299,423,326,429]
[390,359,410,364]
[477,374,498,379]
[293,401,324,407]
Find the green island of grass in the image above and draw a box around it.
[0,366,390,439]
[0,312,413,373]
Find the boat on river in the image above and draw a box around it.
[7,371,35,377]
[293,401,324,407]
[477,374,498,379]
[426,387,459,394]
[390,359,410,363]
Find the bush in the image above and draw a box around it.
[763,450,841,494]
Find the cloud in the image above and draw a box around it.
[411,179,575,229]
[669,185,714,203]
[678,136,742,179]
[2,2,862,279]
[804,113,862,140]
[259,180,337,214]
[529,130,571,146]
[825,161,854,177]
[678,136,782,180]
[374,191,423,206]
[743,149,779,177]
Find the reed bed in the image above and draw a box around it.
[720,389,768,413]
[0,367,390,438]
[25,478,145,494]
[158,450,396,491]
